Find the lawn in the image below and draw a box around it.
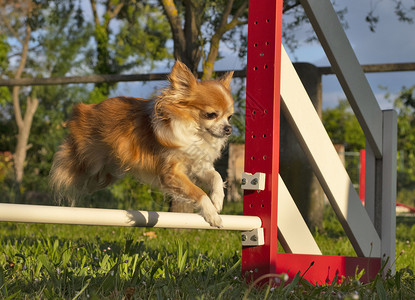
[1,203,415,299]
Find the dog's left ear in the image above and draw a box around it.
[219,71,234,90]
[169,61,197,91]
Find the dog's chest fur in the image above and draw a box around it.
[177,134,226,176]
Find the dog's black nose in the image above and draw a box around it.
[224,125,232,136]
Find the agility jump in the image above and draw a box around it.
[0,0,397,285]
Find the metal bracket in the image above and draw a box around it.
[241,228,264,247]
[241,172,266,191]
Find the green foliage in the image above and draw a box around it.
[394,86,415,191]
[89,2,171,97]
[0,152,13,183]
[323,100,365,184]
[0,34,10,107]
[0,86,10,107]
[322,88,415,205]
[323,100,365,152]
[0,33,9,75]
[87,86,109,104]
[397,188,415,209]
[114,3,171,69]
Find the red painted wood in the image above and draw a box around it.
[275,253,381,285]
[359,149,366,203]
[396,202,415,213]
[242,0,283,280]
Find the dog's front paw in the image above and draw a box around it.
[204,211,223,228]
[210,189,224,213]
[200,195,223,228]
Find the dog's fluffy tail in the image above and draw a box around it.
[49,139,83,205]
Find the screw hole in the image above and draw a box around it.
[251,156,255,160]
[261,204,265,208]
[265,41,269,45]
[250,204,253,208]
[254,43,258,47]
[252,135,255,139]
[264,64,268,69]
[266,19,270,23]
[253,66,258,70]
[252,110,256,115]
[263,134,267,138]
[263,155,267,160]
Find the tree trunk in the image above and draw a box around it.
[90,0,124,97]
[201,0,248,80]
[279,63,324,230]
[11,22,34,185]
[14,95,39,183]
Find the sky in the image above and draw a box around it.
[112,0,415,110]
[287,0,415,109]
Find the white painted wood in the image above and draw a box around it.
[241,172,266,191]
[381,110,397,274]
[364,141,376,224]
[242,228,265,246]
[277,174,322,255]
[0,203,262,231]
[300,0,383,158]
[280,45,381,257]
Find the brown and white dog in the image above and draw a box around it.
[49,61,234,227]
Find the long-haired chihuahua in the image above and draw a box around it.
[49,61,234,227]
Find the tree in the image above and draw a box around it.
[87,0,171,101]
[0,0,89,188]
[393,86,415,191]
[0,0,172,190]
[157,1,346,79]
[323,100,365,152]
[0,0,39,185]
[323,100,365,186]
[159,0,249,79]
[366,0,415,32]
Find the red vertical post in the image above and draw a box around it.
[242,0,283,280]
[359,149,366,203]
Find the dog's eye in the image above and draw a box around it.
[205,112,218,120]
[228,115,233,121]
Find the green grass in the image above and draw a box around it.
[1,204,415,299]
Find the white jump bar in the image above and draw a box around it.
[0,203,261,231]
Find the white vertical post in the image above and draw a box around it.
[364,141,376,224]
[381,109,397,274]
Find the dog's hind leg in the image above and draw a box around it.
[84,163,124,193]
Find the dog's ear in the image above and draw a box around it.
[168,61,197,91]
[219,71,234,90]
